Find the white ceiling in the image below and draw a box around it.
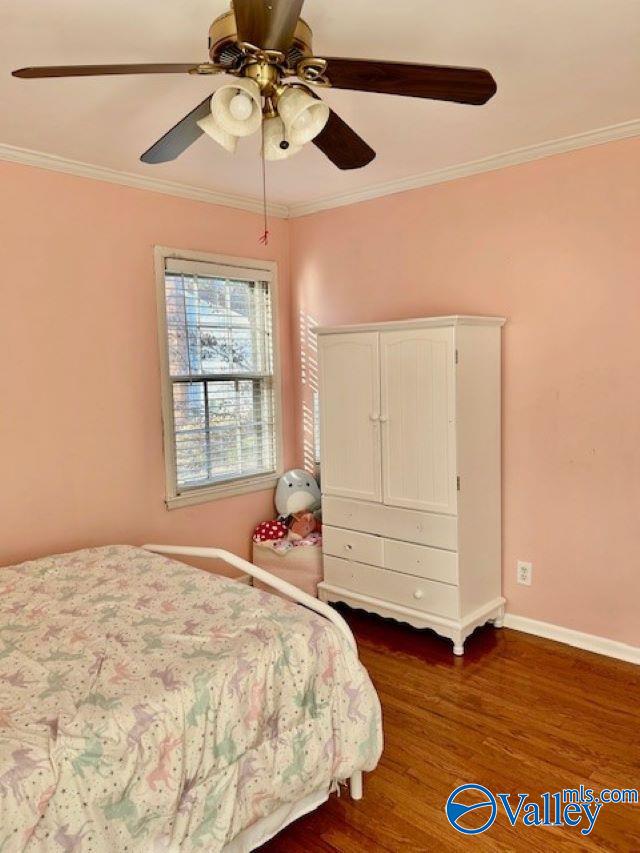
[2,0,639,208]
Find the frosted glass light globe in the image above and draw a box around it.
[211,79,261,137]
[293,111,312,133]
[229,92,254,121]
[278,86,330,145]
[263,116,302,161]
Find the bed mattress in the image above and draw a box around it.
[0,545,382,851]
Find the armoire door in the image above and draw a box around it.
[380,327,457,515]
[318,332,382,503]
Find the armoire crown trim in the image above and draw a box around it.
[314,315,506,336]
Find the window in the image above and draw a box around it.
[155,249,281,508]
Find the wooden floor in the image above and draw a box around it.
[261,607,640,852]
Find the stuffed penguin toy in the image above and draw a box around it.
[275,469,321,525]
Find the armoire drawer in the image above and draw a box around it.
[323,496,458,551]
[384,540,458,586]
[323,526,384,567]
[323,555,459,619]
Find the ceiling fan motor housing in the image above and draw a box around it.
[208,9,313,70]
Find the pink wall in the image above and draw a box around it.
[0,161,294,569]
[2,138,639,645]
[290,137,640,647]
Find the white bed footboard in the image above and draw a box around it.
[143,544,357,654]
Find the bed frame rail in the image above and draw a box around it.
[142,544,357,654]
[142,544,363,800]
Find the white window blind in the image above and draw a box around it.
[160,256,278,497]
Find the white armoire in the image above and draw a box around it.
[316,316,505,655]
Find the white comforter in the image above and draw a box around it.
[0,546,382,851]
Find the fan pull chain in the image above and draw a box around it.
[259,119,270,246]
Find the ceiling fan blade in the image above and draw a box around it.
[321,57,497,105]
[233,0,304,52]
[141,96,213,164]
[313,108,376,170]
[12,63,201,79]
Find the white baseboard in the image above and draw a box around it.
[503,613,640,666]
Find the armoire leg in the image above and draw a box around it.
[453,641,465,656]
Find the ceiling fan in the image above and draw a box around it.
[12,0,497,171]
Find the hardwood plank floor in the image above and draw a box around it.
[261,607,640,852]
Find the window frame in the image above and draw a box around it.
[154,246,283,509]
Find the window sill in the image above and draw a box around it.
[165,473,280,510]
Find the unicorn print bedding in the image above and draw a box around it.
[0,545,382,851]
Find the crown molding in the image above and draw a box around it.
[288,118,640,218]
[2,118,639,221]
[0,142,289,218]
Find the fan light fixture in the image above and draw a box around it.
[197,80,328,161]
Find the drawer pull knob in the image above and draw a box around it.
[344,544,353,551]
[413,590,424,600]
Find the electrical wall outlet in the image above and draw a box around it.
[517,561,533,586]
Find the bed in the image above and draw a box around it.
[0,544,382,852]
